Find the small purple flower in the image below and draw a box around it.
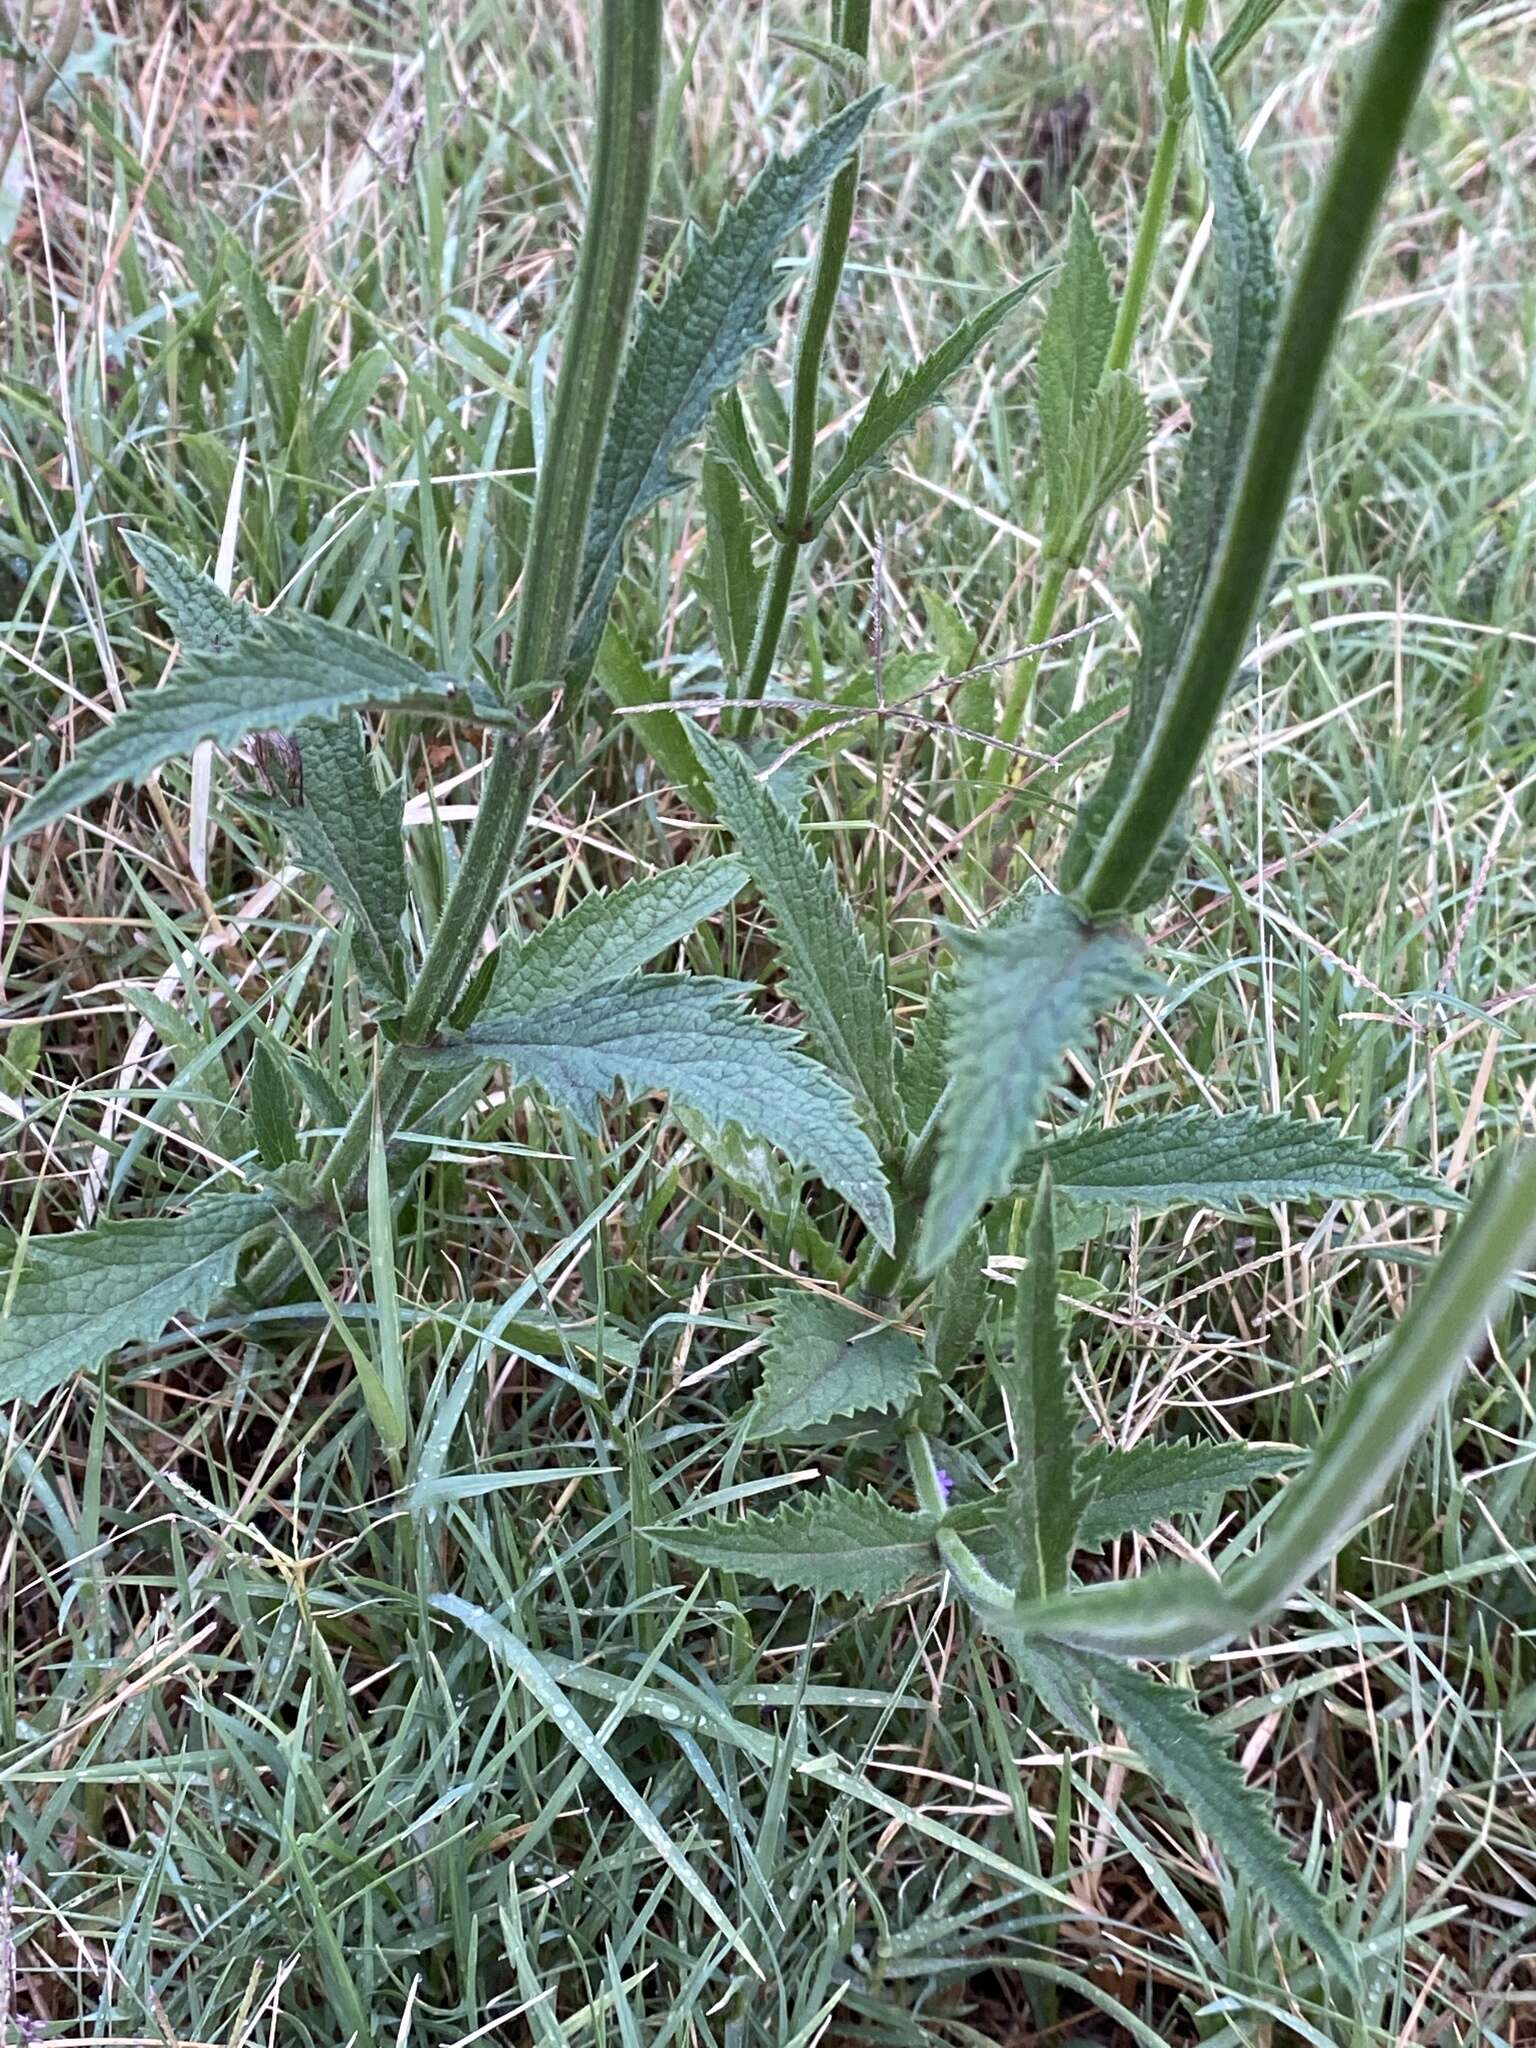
[935,1467,954,1503]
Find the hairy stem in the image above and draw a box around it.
[734,0,872,737]
[1074,0,1449,918]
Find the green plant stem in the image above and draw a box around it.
[1074,0,1449,919]
[734,0,871,738]
[244,0,662,1303]
[1107,0,1208,375]
[1224,1143,1536,1626]
[990,558,1066,774]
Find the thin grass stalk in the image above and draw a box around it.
[733,0,872,738]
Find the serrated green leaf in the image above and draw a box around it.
[124,532,254,654]
[5,614,507,846]
[809,276,1040,521]
[0,1195,274,1408]
[746,1289,925,1442]
[691,723,904,1145]
[999,1171,1082,1597]
[1077,1438,1300,1547]
[670,1105,844,1278]
[409,975,895,1251]
[492,858,747,1013]
[654,1481,937,1605]
[1036,194,1114,519]
[1045,370,1150,561]
[1062,54,1278,902]
[699,452,764,679]
[569,90,883,672]
[917,894,1153,1275]
[924,1225,988,1378]
[1081,1655,1355,1980]
[1041,1106,1458,1217]
[253,716,408,1004]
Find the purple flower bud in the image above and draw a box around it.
[935,1467,953,1503]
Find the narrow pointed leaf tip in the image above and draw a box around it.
[1084,1656,1356,1981]
[690,724,903,1144]
[917,894,1155,1275]
[809,272,1045,521]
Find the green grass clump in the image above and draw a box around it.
[1,3,1533,2042]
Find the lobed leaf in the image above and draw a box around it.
[1077,1438,1300,1548]
[0,1195,275,1408]
[409,974,895,1250]
[1082,1655,1355,1980]
[745,1289,925,1442]
[691,724,904,1144]
[5,613,508,846]
[809,276,1041,520]
[568,89,883,672]
[491,858,748,1012]
[653,1481,938,1606]
[917,894,1154,1275]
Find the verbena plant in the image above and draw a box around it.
[4,0,1531,1991]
